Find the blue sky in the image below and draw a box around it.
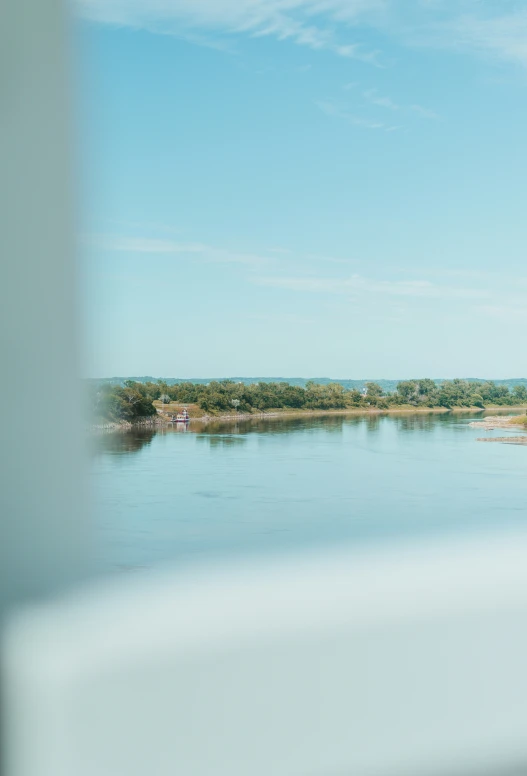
[77,0,527,379]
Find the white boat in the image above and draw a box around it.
[171,408,190,423]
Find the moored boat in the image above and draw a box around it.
[171,407,190,423]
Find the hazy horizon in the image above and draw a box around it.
[88,375,527,385]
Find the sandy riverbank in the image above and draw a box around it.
[477,436,527,444]
[469,415,527,430]
[469,415,527,443]
[188,405,527,424]
[89,406,527,433]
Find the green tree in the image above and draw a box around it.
[365,382,384,398]
[513,385,527,403]
[396,381,419,404]
[470,393,485,408]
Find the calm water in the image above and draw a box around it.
[91,411,527,572]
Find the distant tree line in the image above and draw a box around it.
[89,378,527,422]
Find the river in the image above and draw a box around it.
[90,410,527,572]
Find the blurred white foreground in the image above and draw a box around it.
[4,532,527,776]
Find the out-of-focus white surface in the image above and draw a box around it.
[4,531,527,776]
[0,0,90,617]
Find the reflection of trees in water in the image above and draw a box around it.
[195,420,247,447]
[309,416,345,434]
[394,411,474,434]
[253,415,345,435]
[92,429,157,456]
[364,415,381,433]
[197,414,347,439]
[395,415,438,433]
[196,433,248,448]
[90,411,467,455]
[89,410,482,457]
[438,410,487,435]
[195,421,245,435]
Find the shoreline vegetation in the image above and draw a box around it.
[88,379,527,431]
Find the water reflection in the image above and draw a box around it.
[196,434,248,448]
[193,411,491,438]
[92,429,156,456]
[92,409,511,459]
[196,414,348,436]
[92,408,527,573]
[395,415,441,433]
[195,420,247,436]
[364,416,381,433]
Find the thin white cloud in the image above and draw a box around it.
[76,0,383,62]
[364,88,399,110]
[103,219,183,235]
[253,272,490,300]
[86,233,524,312]
[85,234,269,267]
[360,88,440,120]
[77,0,527,70]
[341,85,439,122]
[316,99,397,131]
[450,9,527,68]
[393,4,527,70]
[409,104,439,120]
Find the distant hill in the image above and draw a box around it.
[89,376,527,393]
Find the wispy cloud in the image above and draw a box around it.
[253,273,490,300]
[76,0,383,62]
[409,103,439,119]
[391,4,527,70]
[85,233,526,316]
[85,234,269,267]
[96,219,183,236]
[77,0,527,71]
[363,88,399,110]
[343,83,439,121]
[316,100,399,131]
[450,9,527,68]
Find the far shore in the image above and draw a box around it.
[189,405,527,423]
[89,404,527,433]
